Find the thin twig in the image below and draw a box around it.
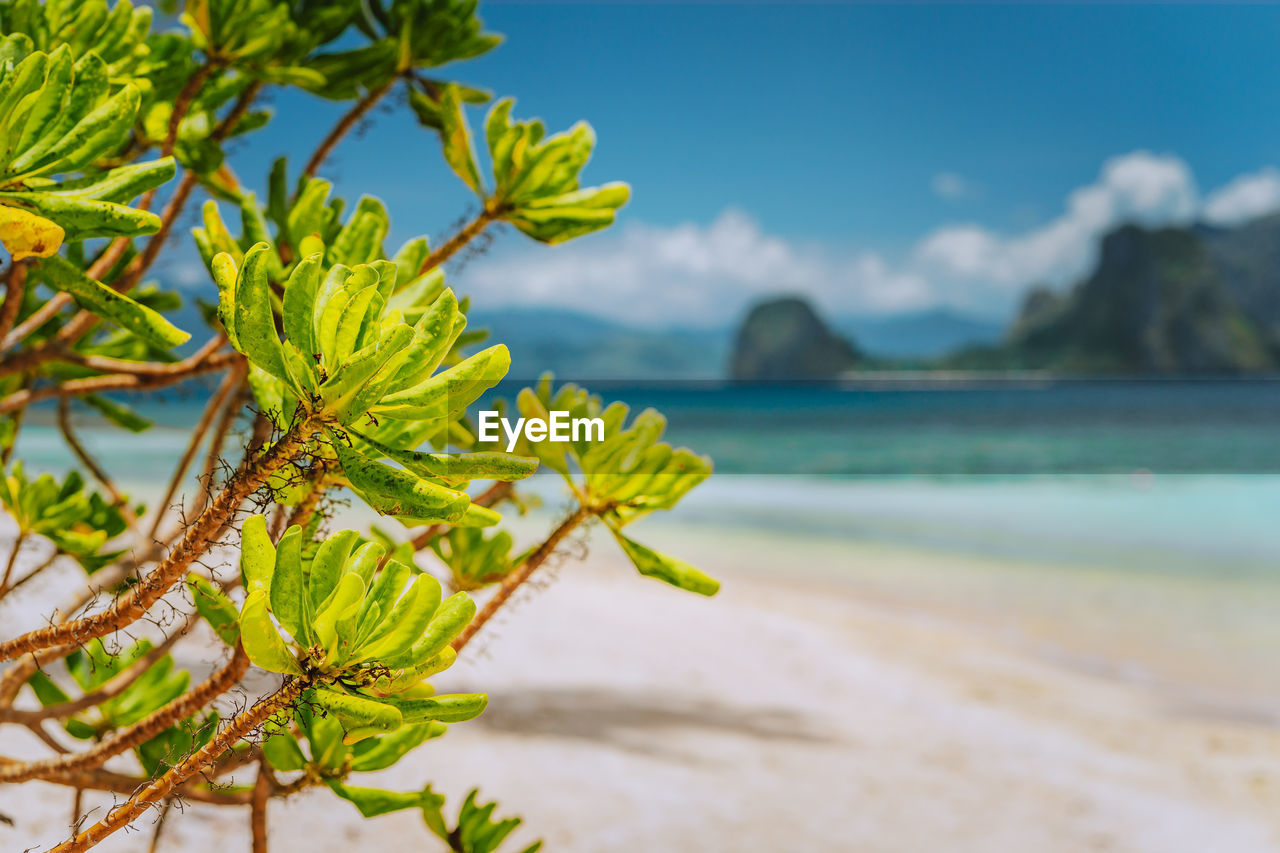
[0,612,196,725]
[0,260,28,346]
[250,760,272,853]
[418,207,500,276]
[302,78,395,181]
[146,362,244,543]
[57,398,127,508]
[0,350,238,415]
[0,419,311,662]
[0,645,249,783]
[52,677,310,852]
[451,504,593,652]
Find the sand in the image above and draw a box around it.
[4,522,1280,852]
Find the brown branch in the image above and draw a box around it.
[0,547,61,598]
[0,350,238,415]
[57,398,127,508]
[35,766,254,807]
[146,361,245,543]
[0,531,25,593]
[451,504,592,653]
[250,761,272,853]
[0,645,249,783]
[302,78,396,182]
[0,613,195,725]
[0,418,312,662]
[147,800,174,853]
[52,676,310,852]
[418,206,500,277]
[4,237,138,352]
[0,260,27,346]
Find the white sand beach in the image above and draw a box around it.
[4,516,1280,853]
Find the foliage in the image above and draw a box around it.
[0,1,717,850]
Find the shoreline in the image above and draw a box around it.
[4,531,1280,850]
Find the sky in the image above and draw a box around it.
[173,1,1280,327]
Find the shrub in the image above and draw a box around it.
[0,2,715,850]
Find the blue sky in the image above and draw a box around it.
[177,2,1280,326]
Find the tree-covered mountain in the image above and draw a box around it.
[730,297,861,379]
[952,222,1277,372]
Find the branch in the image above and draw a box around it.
[451,503,592,652]
[0,260,27,346]
[0,349,238,415]
[52,676,310,852]
[0,417,311,662]
[57,398,127,509]
[0,612,195,725]
[29,766,254,807]
[250,760,272,853]
[302,78,396,182]
[0,645,249,783]
[146,360,245,543]
[417,206,500,276]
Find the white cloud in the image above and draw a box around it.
[461,210,935,324]
[456,151,1280,326]
[931,172,976,200]
[1202,166,1280,226]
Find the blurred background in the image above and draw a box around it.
[16,2,1280,850]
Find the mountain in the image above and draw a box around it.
[953,223,1275,372]
[730,297,860,380]
[466,307,728,380]
[834,308,1003,359]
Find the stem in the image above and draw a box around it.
[0,531,25,592]
[250,761,272,853]
[1,238,133,353]
[0,349,237,414]
[0,419,311,662]
[57,398,126,508]
[0,260,27,346]
[165,62,218,156]
[0,645,249,783]
[31,766,254,807]
[302,79,395,181]
[418,207,499,276]
[0,613,194,724]
[185,378,253,522]
[146,361,244,543]
[147,800,173,853]
[52,677,309,853]
[451,504,592,652]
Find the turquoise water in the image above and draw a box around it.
[17,380,1280,571]
[15,381,1280,700]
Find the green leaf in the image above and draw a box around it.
[609,529,719,596]
[240,514,276,595]
[232,242,287,380]
[39,254,190,349]
[271,525,304,639]
[187,573,240,646]
[331,437,471,522]
[82,394,151,433]
[240,588,302,675]
[325,780,436,819]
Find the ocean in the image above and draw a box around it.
[14,379,1280,708]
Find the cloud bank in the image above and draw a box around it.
[456,150,1280,326]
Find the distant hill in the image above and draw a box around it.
[730,297,860,380]
[466,307,728,380]
[953,223,1276,373]
[835,308,1002,359]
